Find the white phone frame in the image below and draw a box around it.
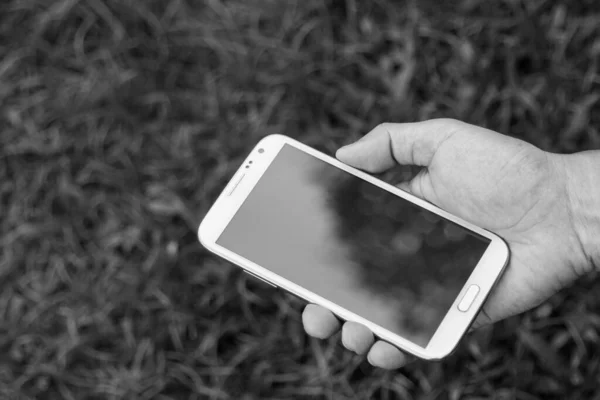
[198,134,509,360]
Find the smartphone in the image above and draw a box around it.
[198,134,509,360]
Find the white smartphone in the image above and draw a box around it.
[198,134,509,360]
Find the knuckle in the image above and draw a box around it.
[376,122,395,134]
[432,117,459,126]
[430,118,463,132]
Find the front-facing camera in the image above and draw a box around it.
[258,148,264,153]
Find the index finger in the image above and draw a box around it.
[336,119,464,172]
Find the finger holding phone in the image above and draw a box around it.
[303,119,600,368]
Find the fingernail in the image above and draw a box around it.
[341,334,352,351]
[336,143,358,159]
[367,352,376,366]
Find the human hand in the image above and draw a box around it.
[302,119,598,369]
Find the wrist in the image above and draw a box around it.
[556,151,600,274]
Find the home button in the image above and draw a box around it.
[458,284,480,312]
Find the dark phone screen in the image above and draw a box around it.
[217,144,490,346]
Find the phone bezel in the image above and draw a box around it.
[198,134,509,360]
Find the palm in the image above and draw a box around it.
[303,119,589,369]
[408,124,580,323]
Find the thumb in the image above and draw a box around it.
[336,119,460,172]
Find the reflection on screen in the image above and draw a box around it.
[217,144,490,347]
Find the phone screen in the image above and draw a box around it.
[217,144,490,346]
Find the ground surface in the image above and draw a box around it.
[1,0,600,399]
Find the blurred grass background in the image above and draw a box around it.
[1,0,600,399]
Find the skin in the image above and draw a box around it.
[302,119,600,369]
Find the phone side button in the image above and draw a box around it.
[244,271,278,288]
[457,284,480,312]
